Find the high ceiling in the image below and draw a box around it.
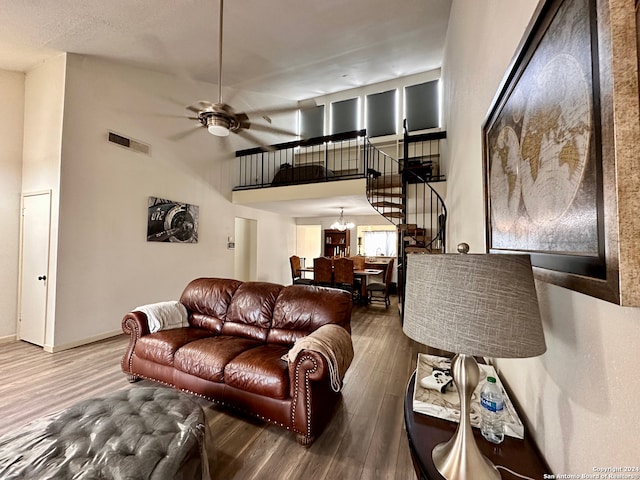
[0,0,451,101]
[0,0,452,219]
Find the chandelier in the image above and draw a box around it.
[330,208,354,231]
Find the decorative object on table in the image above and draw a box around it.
[403,245,546,480]
[147,197,199,243]
[418,365,453,394]
[483,0,640,307]
[412,353,524,439]
[330,207,354,231]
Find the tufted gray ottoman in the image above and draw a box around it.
[0,387,210,480]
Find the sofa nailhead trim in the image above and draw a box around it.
[290,354,318,440]
[130,372,305,437]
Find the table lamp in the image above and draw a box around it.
[403,245,546,480]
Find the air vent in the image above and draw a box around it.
[108,131,151,155]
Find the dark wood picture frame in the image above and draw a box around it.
[483,0,640,306]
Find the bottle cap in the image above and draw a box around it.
[487,376,496,383]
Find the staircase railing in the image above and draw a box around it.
[364,125,447,312]
[364,139,447,252]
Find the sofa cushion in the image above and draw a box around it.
[267,285,353,345]
[180,278,242,332]
[135,327,215,366]
[223,282,284,342]
[224,344,290,399]
[174,336,262,383]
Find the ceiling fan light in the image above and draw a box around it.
[208,124,230,136]
[207,116,230,136]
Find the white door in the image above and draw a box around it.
[19,192,51,346]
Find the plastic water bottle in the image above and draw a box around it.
[480,376,504,444]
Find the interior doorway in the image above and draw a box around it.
[18,191,51,347]
[296,225,321,269]
[234,217,257,281]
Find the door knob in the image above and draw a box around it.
[38,275,47,281]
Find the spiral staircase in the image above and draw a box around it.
[365,122,447,311]
[232,122,447,312]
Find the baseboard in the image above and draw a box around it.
[43,329,123,353]
[0,334,17,344]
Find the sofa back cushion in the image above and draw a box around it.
[267,285,352,345]
[223,282,284,341]
[180,278,242,333]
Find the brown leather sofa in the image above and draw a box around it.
[121,277,353,446]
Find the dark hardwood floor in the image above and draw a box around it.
[0,295,427,480]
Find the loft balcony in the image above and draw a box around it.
[231,129,446,218]
[232,130,373,216]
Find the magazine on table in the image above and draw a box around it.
[413,353,525,439]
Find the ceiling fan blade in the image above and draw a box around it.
[186,100,215,114]
[244,122,298,137]
[139,33,199,88]
[169,124,202,142]
[235,129,276,152]
[150,113,199,120]
[242,99,317,118]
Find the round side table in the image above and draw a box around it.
[404,371,549,480]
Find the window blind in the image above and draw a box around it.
[366,90,397,137]
[300,104,325,139]
[331,98,358,134]
[405,80,439,132]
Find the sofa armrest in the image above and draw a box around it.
[288,350,331,444]
[120,311,151,377]
[122,311,151,338]
[288,349,329,395]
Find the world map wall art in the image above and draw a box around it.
[483,0,613,299]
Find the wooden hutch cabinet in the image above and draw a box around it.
[324,229,351,257]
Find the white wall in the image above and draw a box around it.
[0,70,25,342]
[9,53,298,350]
[22,55,66,348]
[442,0,640,470]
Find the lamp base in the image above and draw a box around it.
[431,354,500,480]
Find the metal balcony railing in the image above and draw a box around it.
[234,130,367,190]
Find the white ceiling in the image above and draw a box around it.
[1,0,451,219]
[0,0,451,100]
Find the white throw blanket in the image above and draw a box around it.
[283,324,354,392]
[134,301,188,333]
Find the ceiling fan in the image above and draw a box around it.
[183,0,304,146]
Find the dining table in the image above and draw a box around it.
[299,266,383,301]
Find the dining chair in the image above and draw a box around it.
[290,255,313,285]
[333,257,358,300]
[350,256,365,270]
[313,257,333,287]
[368,258,395,307]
